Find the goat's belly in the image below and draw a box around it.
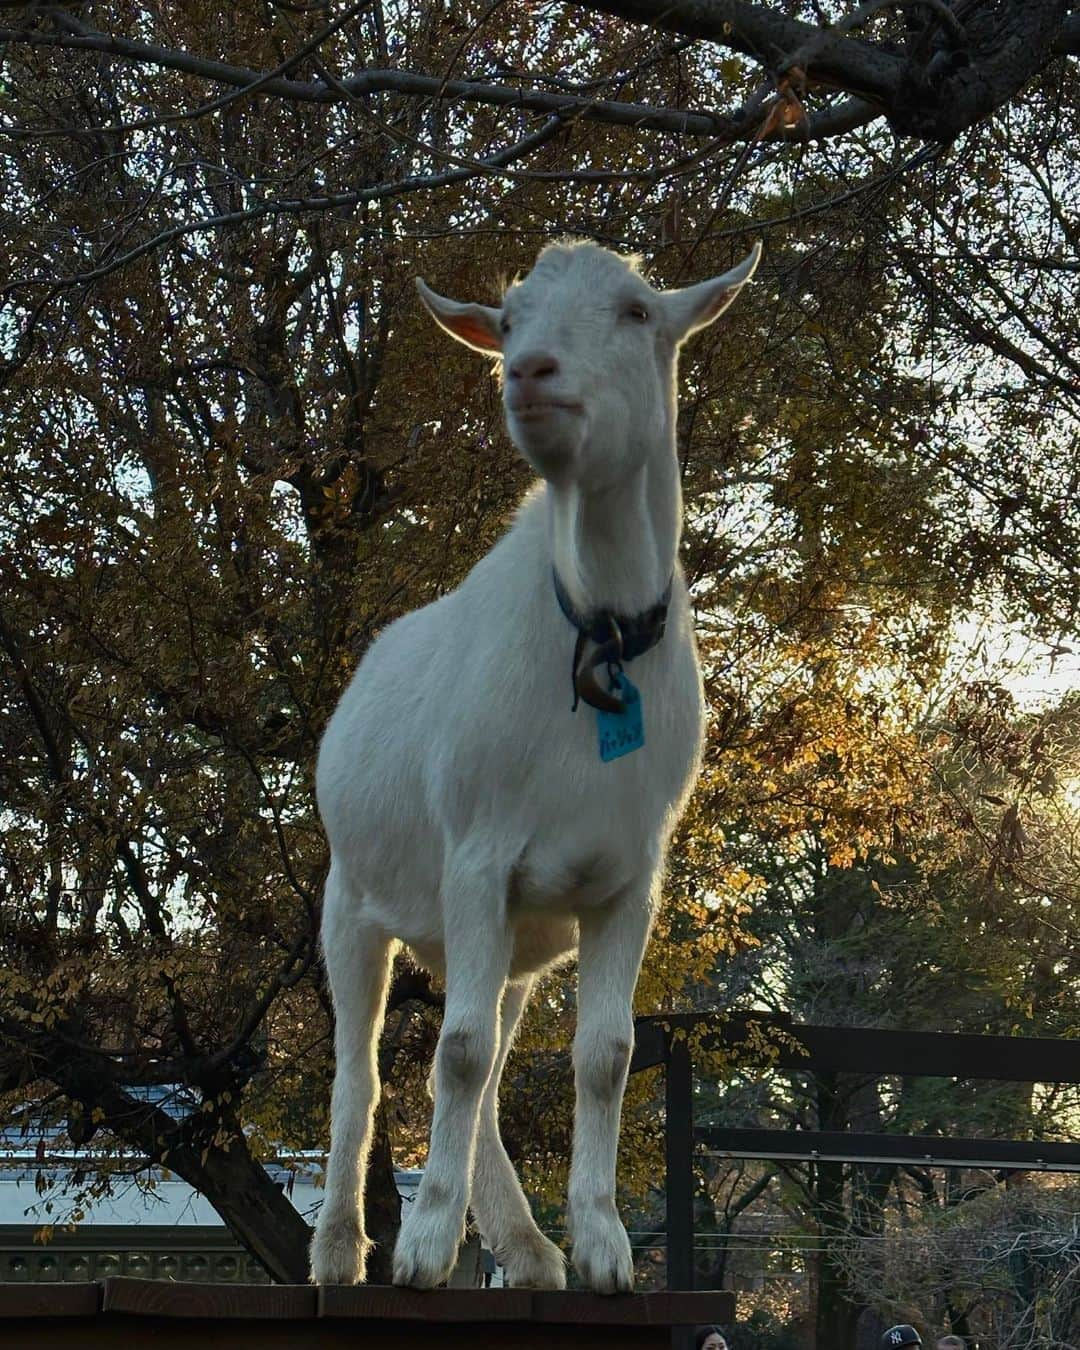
[510,839,641,913]
[405,915,577,980]
[509,914,578,977]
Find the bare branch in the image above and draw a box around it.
[569,0,1076,140]
[0,21,858,143]
[3,116,566,293]
[565,0,904,101]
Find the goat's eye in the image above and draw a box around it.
[625,304,649,323]
[500,317,511,334]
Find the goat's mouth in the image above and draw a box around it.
[509,400,582,421]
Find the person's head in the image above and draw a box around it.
[882,1327,922,1350]
[694,1326,728,1350]
[937,1337,965,1350]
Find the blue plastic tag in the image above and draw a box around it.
[597,671,645,762]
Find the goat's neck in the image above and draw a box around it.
[545,451,681,618]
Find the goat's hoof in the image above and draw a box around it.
[392,1207,463,1289]
[309,1218,369,1285]
[570,1211,634,1295]
[500,1230,567,1289]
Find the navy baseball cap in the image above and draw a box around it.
[882,1327,922,1349]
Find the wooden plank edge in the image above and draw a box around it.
[533,1290,736,1325]
[319,1285,535,1321]
[0,1282,101,1317]
[102,1276,317,1319]
[320,1285,736,1325]
[2,1279,734,1326]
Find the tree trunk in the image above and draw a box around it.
[34,1044,315,1284]
[364,1102,402,1284]
[194,1134,314,1283]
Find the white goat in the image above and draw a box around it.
[309,238,761,1294]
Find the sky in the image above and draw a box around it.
[951,617,1079,711]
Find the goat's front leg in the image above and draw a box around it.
[310,869,394,1285]
[392,856,511,1289]
[567,884,654,1294]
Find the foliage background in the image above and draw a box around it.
[1,2,1078,1343]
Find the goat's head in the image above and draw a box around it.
[416,239,760,490]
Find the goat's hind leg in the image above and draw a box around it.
[471,977,566,1289]
[310,865,394,1284]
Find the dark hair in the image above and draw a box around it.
[694,1327,728,1350]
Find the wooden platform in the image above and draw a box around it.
[0,1278,735,1348]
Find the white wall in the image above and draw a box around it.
[0,1159,422,1229]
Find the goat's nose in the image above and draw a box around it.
[509,351,560,382]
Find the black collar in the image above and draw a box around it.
[552,568,672,713]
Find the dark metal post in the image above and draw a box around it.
[666,1034,695,1350]
[665,1034,694,1289]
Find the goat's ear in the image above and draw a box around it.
[415,278,502,354]
[662,242,762,344]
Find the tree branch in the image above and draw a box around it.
[570,0,1077,140]
[896,244,1080,400]
[0,20,861,142]
[567,0,904,102]
[3,116,566,293]
[2,3,1075,152]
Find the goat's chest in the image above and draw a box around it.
[490,649,703,912]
